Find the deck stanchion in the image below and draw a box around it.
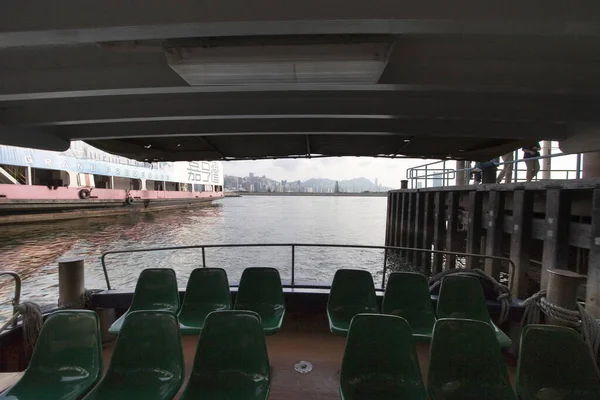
[57,256,85,308]
[546,269,587,326]
[202,247,206,268]
[382,248,388,289]
[421,192,435,275]
[413,191,425,270]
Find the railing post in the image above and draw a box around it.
[424,165,428,188]
[291,245,295,287]
[576,153,582,179]
[202,247,206,268]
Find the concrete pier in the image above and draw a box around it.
[385,179,600,315]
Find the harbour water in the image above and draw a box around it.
[0,196,387,322]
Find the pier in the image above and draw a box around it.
[385,178,600,319]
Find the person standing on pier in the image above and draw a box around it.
[522,143,541,182]
[496,152,514,183]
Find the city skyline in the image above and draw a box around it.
[224,172,390,193]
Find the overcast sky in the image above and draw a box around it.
[222,157,437,188]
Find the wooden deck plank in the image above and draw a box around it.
[101,313,517,399]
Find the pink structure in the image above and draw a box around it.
[0,184,223,202]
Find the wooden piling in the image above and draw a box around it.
[510,190,534,298]
[466,191,484,269]
[585,188,600,318]
[484,191,505,279]
[414,191,425,269]
[432,191,446,273]
[541,189,571,288]
[445,191,459,269]
[421,192,435,274]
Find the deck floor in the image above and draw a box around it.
[101,312,517,399]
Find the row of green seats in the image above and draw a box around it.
[327,269,512,347]
[108,267,286,335]
[340,314,600,400]
[1,309,271,400]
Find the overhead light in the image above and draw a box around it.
[165,43,393,85]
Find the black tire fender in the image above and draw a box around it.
[78,189,91,200]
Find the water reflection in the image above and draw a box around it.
[0,196,387,322]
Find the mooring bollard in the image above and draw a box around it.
[58,256,85,308]
[546,269,586,326]
[400,180,408,189]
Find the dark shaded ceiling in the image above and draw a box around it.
[1,0,600,161]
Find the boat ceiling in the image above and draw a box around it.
[1,1,600,161]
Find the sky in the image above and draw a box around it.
[223,157,439,188]
[221,142,581,189]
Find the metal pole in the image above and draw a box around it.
[291,245,295,287]
[202,247,206,268]
[58,257,85,308]
[424,165,428,188]
[576,153,582,179]
[513,150,519,182]
[100,254,112,290]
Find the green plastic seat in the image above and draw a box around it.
[234,267,285,335]
[427,318,517,400]
[0,310,102,400]
[437,275,512,348]
[108,268,179,334]
[382,272,436,341]
[340,314,428,400]
[178,268,231,334]
[516,324,600,400]
[84,311,184,400]
[327,269,379,336]
[180,310,270,400]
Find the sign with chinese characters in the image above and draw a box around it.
[0,141,223,185]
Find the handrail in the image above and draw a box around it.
[406,152,582,188]
[101,243,516,291]
[0,271,21,333]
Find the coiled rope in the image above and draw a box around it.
[429,268,512,324]
[0,301,43,351]
[522,290,600,371]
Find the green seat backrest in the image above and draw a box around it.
[85,311,184,399]
[427,318,516,400]
[437,275,491,323]
[340,314,427,399]
[2,310,102,400]
[182,311,270,397]
[382,272,436,332]
[179,268,231,316]
[130,268,179,312]
[234,267,285,317]
[328,269,379,316]
[517,325,600,400]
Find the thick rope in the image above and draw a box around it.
[15,301,42,351]
[429,268,512,324]
[522,290,600,372]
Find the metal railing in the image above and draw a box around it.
[406,152,582,189]
[101,243,516,291]
[0,271,22,334]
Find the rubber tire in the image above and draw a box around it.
[78,189,91,200]
[125,196,134,205]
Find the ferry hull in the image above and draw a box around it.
[0,184,223,224]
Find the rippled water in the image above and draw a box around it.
[0,196,387,322]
